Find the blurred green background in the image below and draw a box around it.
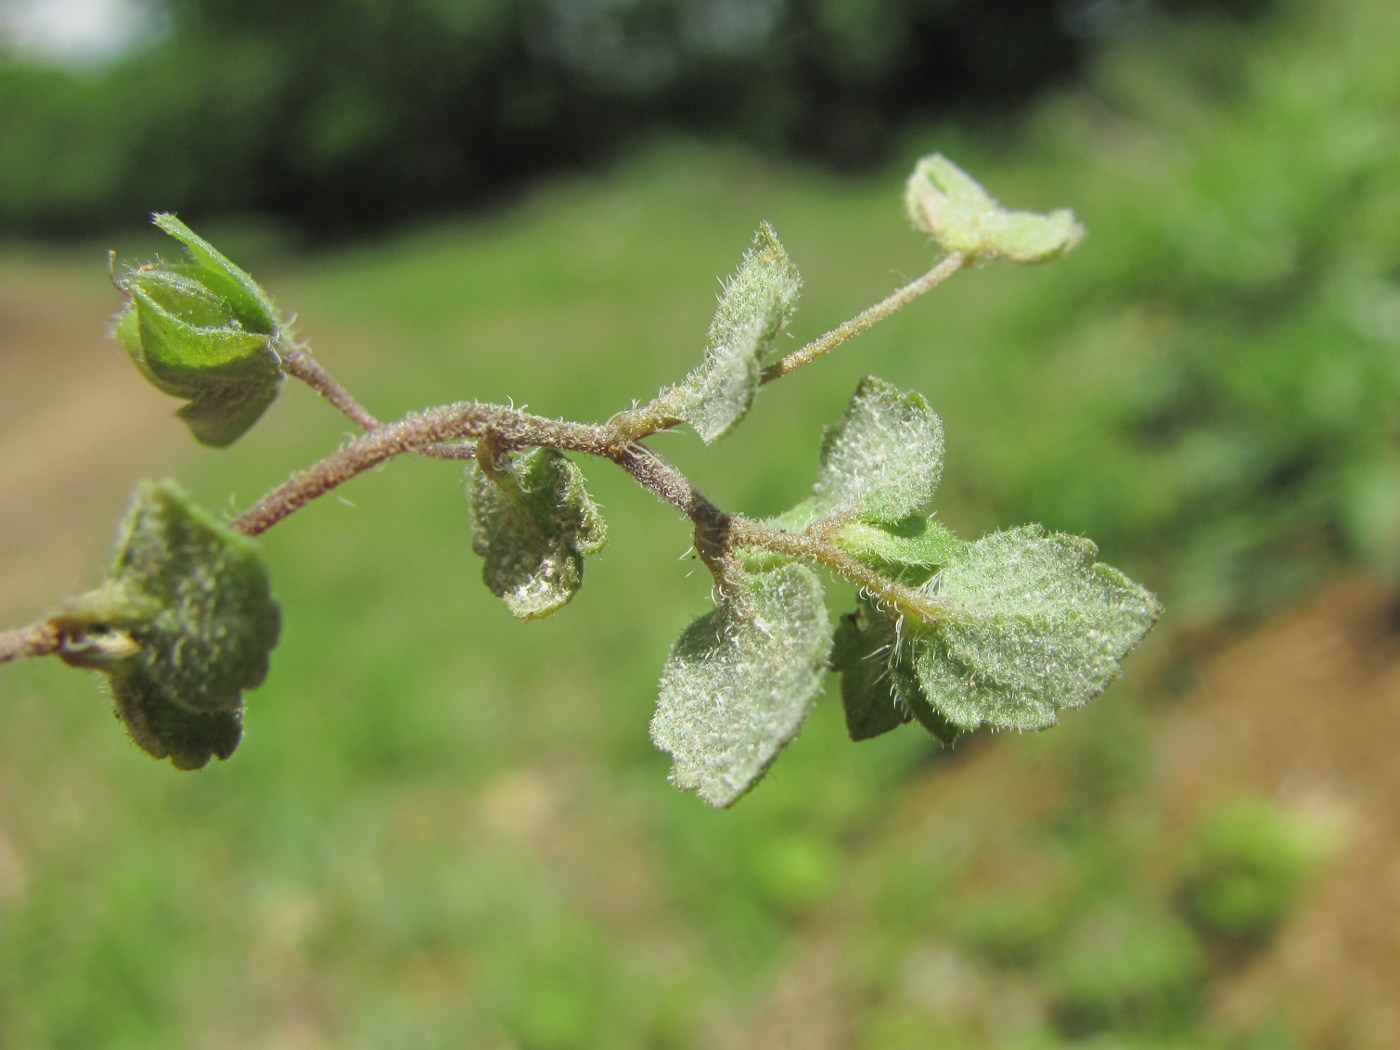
[2,0,1399,1046]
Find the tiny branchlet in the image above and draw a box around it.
[0,156,1159,807]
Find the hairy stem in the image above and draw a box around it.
[761,252,966,383]
[611,252,967,441]
[0,620,62,664]
[3,240,968,661]
[282,346,381,430]
[283,346,477,462]
[727,517,957,625]
[610,442,741,591]
[230,403,614,537]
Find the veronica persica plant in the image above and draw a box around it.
[2,155,1159,806]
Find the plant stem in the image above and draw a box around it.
[231,403,610,536]
[283,345,480,462]
[2,244,969,662]
[0,620,61,664]
[726,517,957,626]
[761,252,966,383]
[224,396,753,590]
[612,252,966,440]
[610,442,741,590]
[282,346,382,430]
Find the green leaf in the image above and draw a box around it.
[53,480,281,768]
[674,222,801,443]
[831,597,961,745]
[811,376,945,523]
[830,600,916,741]
[469,447,607,620]
[912,526,1161,732]
[108,668,244,772]
[904,154,1084,264]
[113,215,285,447]
[651,564,832,807]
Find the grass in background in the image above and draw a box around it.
[3,0,1397,1044]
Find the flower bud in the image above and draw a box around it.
[114,214,286,446]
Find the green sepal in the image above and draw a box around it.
[174,380,284,448]
[53,479,280,769]
[151,213,280,332]
[469,447,607,620]
[125,272,279,390]
[811,376,944,523]
[113,214,285,447]
[651,563,832,807]
[904,154,1084,264]
[911,525,1161,732]
[674,222,801,443]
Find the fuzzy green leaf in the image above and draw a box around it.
[811,376,945,523]
[53,480,280,768]
[469,447,607,620]
[912,525,1160,732]
[674,222,801,443]
[830,601,916,741]
[107,668,245,771]
[905,154,1084,264]
[832,598,961,745]
[651,564,832,807]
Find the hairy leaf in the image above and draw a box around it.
[54,480,280,768]
[470,447,607,620]
[107,667,245,771]
[812,376,945,523]
[830,600,917,741]
[913,526,1161,731]
[675,222,801,443]
[905,154,1084,264]
[832,598,961,745]
[651,564,832,807]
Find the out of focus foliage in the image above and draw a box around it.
[966,0,1400,619]
[0,0,1267,237]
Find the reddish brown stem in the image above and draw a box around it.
[0,621,62,664]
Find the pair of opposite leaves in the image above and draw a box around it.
[652,376,1160,807]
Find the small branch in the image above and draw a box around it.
[119,250,969,606]
[610,442,717,521]
[283,348,484,464]
[229,402,616,537]
[727,517,957,626]
[610,441,743,591]
[0,620,62,664]
[761,252,967,383]
[606,392,682,443]
[281,346,382,431]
